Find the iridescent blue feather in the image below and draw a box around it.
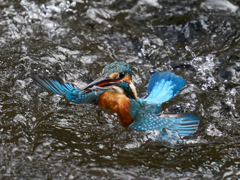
[145,72,186,105]
[129,72,198,137]
[129,113,199,137]
[138,72,186,115]
[31,74,100,103]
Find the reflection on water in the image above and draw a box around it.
[1,0,240,179]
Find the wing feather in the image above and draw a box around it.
[145,72,186,104]
[129,112,199,137]
[31,73,100,103]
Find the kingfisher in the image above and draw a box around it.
[32,61,199,137]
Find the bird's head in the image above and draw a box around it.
[83,61,138,100]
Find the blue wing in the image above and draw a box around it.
[139,72,186,115]
[129,113,199,137]
[145,72,186,104]
[31,73,101,103]
[130,72,199,137]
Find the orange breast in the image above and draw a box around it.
[96,91,133,126]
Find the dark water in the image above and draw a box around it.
[1,0,240,179]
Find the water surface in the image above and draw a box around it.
[1,0,240,179]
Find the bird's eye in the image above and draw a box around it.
[119,72,125,79]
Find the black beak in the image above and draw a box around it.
[82,75,120,90]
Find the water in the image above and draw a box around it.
[1,0,240,179]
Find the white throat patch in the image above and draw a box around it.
[109,86,124,94]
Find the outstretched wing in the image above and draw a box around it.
[31,73,100,103]
[31,73,79,95]
[139,72,186,115]
[129,112,199,137]
[145,72,186,104]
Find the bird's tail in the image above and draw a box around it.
[129,112,199,137]
[160,113,199,137]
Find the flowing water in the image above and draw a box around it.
[1,0,240,179]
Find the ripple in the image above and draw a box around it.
[1,0,240,179]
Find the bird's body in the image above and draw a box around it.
[97,91,133,126]
[32,61,199,137]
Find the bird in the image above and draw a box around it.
[31,61,199,137]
